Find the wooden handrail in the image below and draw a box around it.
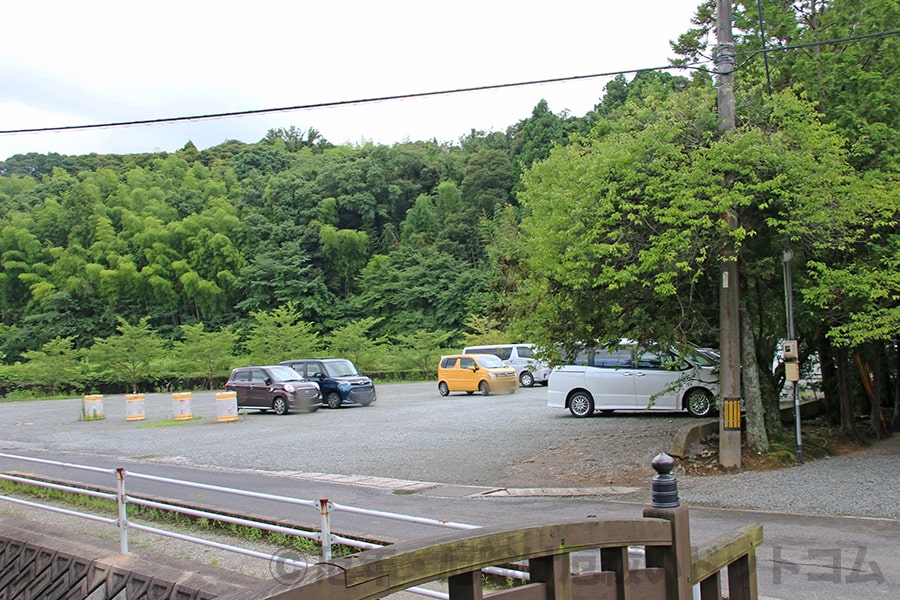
[690,524,764,584]
[221,518,677,600]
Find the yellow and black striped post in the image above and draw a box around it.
[723,397,741,430]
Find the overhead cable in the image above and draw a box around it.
[1,28,897,137]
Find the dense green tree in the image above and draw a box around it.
[674,0,900,173]
[319,225,369,296]
[514,87,873,446]
[460,149,515,216]
[400,194,438,247]
[512,99,567,171]
[232,145,294,179]
[354,247,493,338]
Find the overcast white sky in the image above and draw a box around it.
[1,1,703,161]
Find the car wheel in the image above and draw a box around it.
[326,392,342,409]
[519,371,535,387]
[438,382,450,396]
[686,388,714,418]
[273,397,288,416]
[479,380,490,396]
[568,391,594,418]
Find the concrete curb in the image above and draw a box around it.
[669,418,718,458]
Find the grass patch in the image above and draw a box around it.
[138,416,204,428]
[79,411,106,422]
[0,477,355,557]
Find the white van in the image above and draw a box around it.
[462,344,550,387]
[547,342,719,418]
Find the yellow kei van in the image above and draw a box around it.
[437,354,518,396]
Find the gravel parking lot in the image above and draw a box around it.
[1,382,687,488]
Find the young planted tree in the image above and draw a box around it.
[173,323,238,390]
[242,303,321,365]
[86,317,168,394]
[17,336,84,396]
[325,317,383,370]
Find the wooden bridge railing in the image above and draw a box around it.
[220,453,762,600]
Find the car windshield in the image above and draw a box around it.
[323,360,360,377]
[269,366,304,382]
[476,355,506,369]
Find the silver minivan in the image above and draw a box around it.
[462,344,551,387]
[547,343,719,418]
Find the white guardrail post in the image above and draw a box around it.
[116,467,129,554]
[318,498,333,560]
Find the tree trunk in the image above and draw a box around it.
[817,335,840,426]
[869,342,884,439]
[894,341,900,432]
[836,346,856,435]
[740,307,769,452]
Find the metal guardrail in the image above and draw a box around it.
[0,452,520,599]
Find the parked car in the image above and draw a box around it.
[280,359,376,409]
[547,342,719,418]
[437,354,518,396]
[224,365,321,415]
[462,344,551,387]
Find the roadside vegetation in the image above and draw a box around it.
[0,1,897,451]
[0,477,352,558]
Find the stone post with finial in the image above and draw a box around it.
[643,452,693,599]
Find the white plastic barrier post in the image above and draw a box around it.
[82,395,104,420]
[172,392,193,421]
[216,391,238,423]
[125,393,145,421]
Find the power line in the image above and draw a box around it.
[1,28,896,137]
[735,29,900,69]
[0,62,707,136]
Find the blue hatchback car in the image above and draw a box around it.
[280,358,377,409]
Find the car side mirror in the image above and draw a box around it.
[264,377,272,385]
[313,372,323,378]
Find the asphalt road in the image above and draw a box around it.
[1,383,897,600]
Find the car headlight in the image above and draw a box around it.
[284,384,296,393]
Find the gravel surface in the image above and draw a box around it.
[676,436,900,520]
[1,383,897,523]
[2,384,898,600]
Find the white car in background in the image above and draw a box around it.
[462,344,551,387]
[547,343,719,418]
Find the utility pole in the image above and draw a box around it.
[717,0,742,468]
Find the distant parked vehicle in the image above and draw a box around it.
[547,342,719,418]
[462,343,551,387]
[437,354,518,396]
[280,359,377,409]
[224,365,321,415]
